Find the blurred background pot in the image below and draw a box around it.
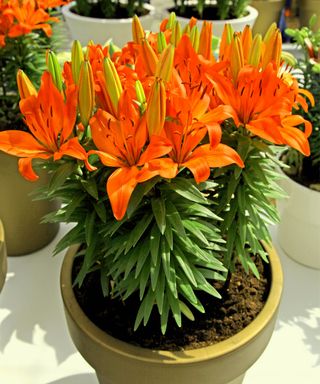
[0,153,59,256]
[299,0,320,29]
[251,0,285,35]
[62,2,156,47]
[0,219,7,292]
[277,168,320,269]
[60,242,283,384]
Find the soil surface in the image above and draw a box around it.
[282,156,320,190]
[73,254,270,351]
[170,6,247,21]
[71,4,148,19]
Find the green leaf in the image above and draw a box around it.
[176,202,221,220]
[161,238,177,298]
[178,275,199,304]
[166,201,186,237]
[238,213,247,248]
[53,224,84,255]
[182,219,209,246]
[160,297,170,334]
[179,301,195,321]
[143,288,156,326]
[64,194,86,220]
[126,177,160,217]
[150,254,161,290]
[151,197,166,234]
[100,266,110,296]
[124,247,140,280]
[93,202,107,223]
[165,178,208,203]
[164,223,173,250]
[150,224,161,266]
[81,179,99,200]
[135,241,150,278]
[174,246,197,286]
[125,213,153,253]
[85,211,96,246]
[139,261,151,300]
[167,288,181,327]
[134,297,146,331]
[155,271,165,314]
[48,162,75,192]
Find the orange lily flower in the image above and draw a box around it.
[89,91,175,220]
[0,72,93,181]
[5,0,58,38]
[209,64,312,155]
[163,87,244,183]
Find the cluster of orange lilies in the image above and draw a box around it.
[0,0,69,46]
[0,13,314,220]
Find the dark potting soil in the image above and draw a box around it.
[71,4,148,19]
[169,6,247,21]
[73,254,270,351]
[283,156,320,190]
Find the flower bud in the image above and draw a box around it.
[132,14,145,44]
[156,44,174,82]
[135,80,146,114]
[230,34,244,83]
[71,40,84,84]
[16,69,37,99]
[103,57,122,116]
[199,21,213,60]
[190,26,199,52]
[141,38,158,76]
[157,31,167,54]
[146,79,166,135]
[78,60,95,127]
[46,50,63,91]
[166,12,176,30]
[248,34,262,67]
[170,21,182,47]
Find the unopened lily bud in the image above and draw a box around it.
[132,14,145,44]
[135,80,146,113]
[248,34,262,67]
[281,51,297,67]
[78,60,95,127]
[182,24,191,36]
[166,12,176,30]
[141,38,158,75]
[241,25,252,61]
[190,26,199,52]
[262,27,282,69]
[103,57,122,115]
[157,31,167,53]
[16,69,37,99]
[199,21,213,60]
[156,44,174,82]
[263,23,277,44]
[46,50,63,91]
[71,40,84,84]
[146,79,166,135]
[170,21,182,46]
[230,34,244,83]
[222,23,234,45]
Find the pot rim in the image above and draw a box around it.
[278,164,320,197]
[62,2,155,24]
[169,5,258,25]
[60,241,283,365]
[0,219,7,292]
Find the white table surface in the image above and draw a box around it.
[0,223,319,384]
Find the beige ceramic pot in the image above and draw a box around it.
[251,0,285,36]
[277,168,320,269]
[60,243,283,384]
[0,153,60,256]
[62,2,156,47]
[0,219,7,292]
[299,0,320,29]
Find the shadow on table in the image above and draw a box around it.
[46,373,98,384]
[272,230,320,366]
[0,226,76,363]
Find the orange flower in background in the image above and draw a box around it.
[0,72,93,181]
[89,91,175,220]
[5,0,58,38]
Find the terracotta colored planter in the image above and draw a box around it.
[0,153,60,256]
[62,2,156,47]
[0,219,7,292]
[60,243,283,384]
[277,168,320,269]
[251,0,285,36]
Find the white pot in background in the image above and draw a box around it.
[162,5,258,37]
[277,169,320,269]
[62,2,156,47]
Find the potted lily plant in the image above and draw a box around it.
[0,0,66,255]
[62,0,156,46]
[278,16,320,269]
[0,13,313,383]
[160,0,258,36]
